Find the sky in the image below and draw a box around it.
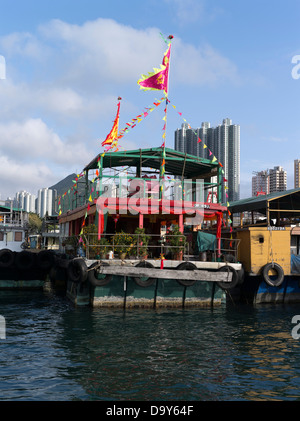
[0,0,300,200]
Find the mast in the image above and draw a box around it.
[160,35,173,200]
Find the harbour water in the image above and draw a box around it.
[0,289,300,401]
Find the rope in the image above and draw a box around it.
[269,228,274,266]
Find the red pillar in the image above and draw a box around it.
[179,214,184,233]
[139,213,144,229]
[98,211,102,240]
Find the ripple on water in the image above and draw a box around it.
[0,293,300,400]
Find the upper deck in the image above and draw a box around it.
[59,147,226,217]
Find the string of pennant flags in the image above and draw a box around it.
[58,33,233,244]
[57,96,166,212]
[166,98,233,226]
[57,97,167,242]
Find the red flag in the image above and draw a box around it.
[101,101,121,147]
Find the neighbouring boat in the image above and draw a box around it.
[226,188,300,304]
[0,205,27,252]
[57,147,243,308]
[0,205,56,289]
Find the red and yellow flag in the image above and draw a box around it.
[101,100,121,147]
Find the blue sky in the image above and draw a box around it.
[0,0,300,200]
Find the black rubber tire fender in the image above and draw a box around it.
[217,265,239,290]
[262,262,284,287]
[176,262,197,287]
[88,262,112,287]
[15,251,35,270]
[0,248,14,268]
[67,258,88,284]
[37,250,55,271]
[134,261,157,287]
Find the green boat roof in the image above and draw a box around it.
[83,147,220,179]
[228,188,300,214]
[0,205,22,212]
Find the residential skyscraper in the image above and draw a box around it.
[174,118,240,203]
[174,123,197,156]
[15,191,36,213]
[252,166,287,196]
[269,166,287,193]
[252,171,269,196]
[37,188,54,217]
[295,159,300,188]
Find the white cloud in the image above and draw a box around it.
[172,41,240,86]
[1,18,240,103]
[36,18,240,90]
[38,18,164,90]
[0,118,91,166]
[0,31,48,60]
[0,155,56,198]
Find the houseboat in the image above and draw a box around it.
[0,205,27,252]
[57,147,243,308]
[227,188,300,304]
[0,205,55,289]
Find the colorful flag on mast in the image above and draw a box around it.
[137,42,171,96]
[138,35,173,199]
[101,99,121,147]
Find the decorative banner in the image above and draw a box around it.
[137,35,174,198]
[137,38,172,96]
[116,97,165,144]
[102,98,121,147]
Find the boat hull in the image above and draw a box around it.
[237,273,300,304]
[0,266,47,289]
[66,273,226,308]
[0,250,56,290]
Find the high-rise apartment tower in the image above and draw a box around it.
[295,159,300,188]
[174,118,240,202]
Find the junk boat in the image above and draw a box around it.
[0,35,243,303]
[57,147,243,307]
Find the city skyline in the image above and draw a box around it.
[2,150,300,209]
[252,166,287,196]
[1,187,57,217]
[0,1,300,199]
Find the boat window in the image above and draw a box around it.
[14,232,23,242]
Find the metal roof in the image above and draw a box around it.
[229,188,300,215]
[83,147,219,179]
[0,205,23,212]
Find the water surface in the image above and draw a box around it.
[0,290,300,401]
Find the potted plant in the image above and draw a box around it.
[63,235,79,256]
[134,227,150,259]
[112,231,133,259]
[166,225,186,260]
[82,224,111,259]
[97,237,111,259]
